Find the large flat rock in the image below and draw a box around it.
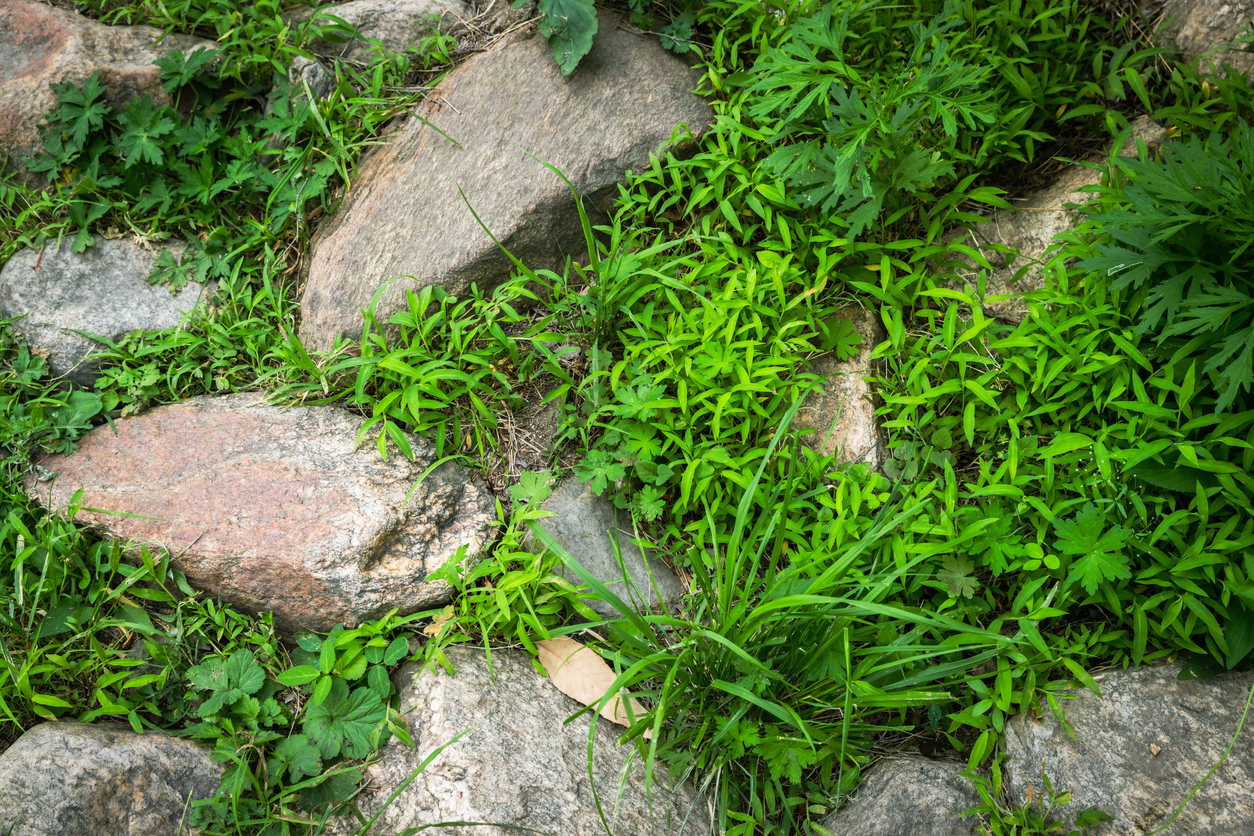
[820,758,983,836]
[0,0,212,181]
[299,11,713,351]
[343,646,709,835]
[0,722,222,836]
[24,393,497,633]
[1003,661,1254,834]
[0,237,210,387]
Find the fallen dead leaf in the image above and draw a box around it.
[536,636,651,737]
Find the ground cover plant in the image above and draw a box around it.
[3,0,1254,834]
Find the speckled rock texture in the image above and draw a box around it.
[344,646,710,836]
[299,10,714,351]
[820,758,984,836]
[793,304,887,469]
[534,477,684,619]
[0,237,210,387]
[288,0,471,61]
[0,721,222,836]
[949,117,1167,324]
[24,392,497,633]
[1003,661,1254,834]
[1161,0,1254,78]
[0,0,212,182]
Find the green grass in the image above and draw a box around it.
[3,0,1254,833]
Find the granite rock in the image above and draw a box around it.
[534,477,684,620]
[289,0,472,61]
[949,116,1168,324]
[820,758,985,836]
[0,721,221,836]
[1160,0,1254,79]
[1003,661,1254,834]
[299,11,713,351]
[0,0,212,181]
[24,392,498,633]
[0,237,209,387]
[793,304,887,469]
[344,646,709,835]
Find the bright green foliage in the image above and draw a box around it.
[962,764,1113,835]
[536,0,598,74]
[1078,121,1254,411]
[303,679,386,760]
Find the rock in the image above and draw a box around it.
[0,237,210,388]
[1160,0,1254,79]
[0,0,212,181]
[949,117,1168,324]
[793,305,886,469]
[24,392,498,633]
[534,477,684,620]
[299,11,714,351]
[289,55,335,100]
[0,721,222,836]
[289,0,472,61]
[820,758,984,836]
[1003,661,1254,835]
[345,646,709,835]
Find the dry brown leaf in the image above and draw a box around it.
[422,605,454,637]
[536,636,651,736]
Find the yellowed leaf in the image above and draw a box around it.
[536,636,651,736]
[422,605,454,637]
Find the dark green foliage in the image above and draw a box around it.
[535,0,598,74]
[1078,121,1254,411]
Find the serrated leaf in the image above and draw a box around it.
[537,0,598,74]
[536,636,650,734]
[302,679,387,759]
[224,649,266,696]
[938,554,978,598]
[267,733,322,785]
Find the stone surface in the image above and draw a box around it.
[0,721,222,836]
[949,117,1168,324]
[24,392,497,633]
[299,11,714,351]
[289,55,335,100]
[289,0,472,61]
[534,477,684,620]
[345,646,709,835]
[0,237,210,387]
[1161,0,1254,79]
[820,758,984,836]
[0,0,212,181]
[1003,661,1254,835]
[793,304,887,469]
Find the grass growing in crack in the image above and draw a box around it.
[5,0,1254,833]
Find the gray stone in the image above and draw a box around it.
[0,237,210,387]
[0,721,222,836]
[24,392,498,633]
[949,117,1168,324]
[299,11,714,351]
[1161,0,1254,79]
[289,0,471,61]
[289,55,335,100]
[821,758,985,836]
[534,477,684,620]
[793,304,886,469]
[344,646,709,835]
[1003,661,1254,835]
[0,0,213,182]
